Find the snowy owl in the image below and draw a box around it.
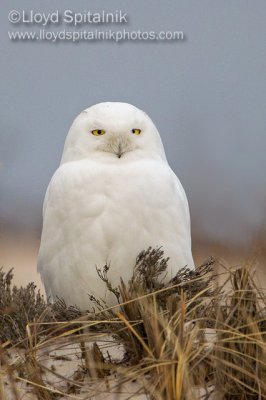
[38,102,194,309]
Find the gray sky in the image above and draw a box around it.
[1,0,266,248]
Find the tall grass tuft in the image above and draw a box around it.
[214,267,266,399]
[0,249,265,399]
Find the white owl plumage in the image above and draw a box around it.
[38,102,194,309]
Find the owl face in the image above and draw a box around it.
[60,102,166,164]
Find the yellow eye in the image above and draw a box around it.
[91,129,106,136]
[132,128,141,135]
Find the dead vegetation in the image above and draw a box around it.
[0,248,265,399]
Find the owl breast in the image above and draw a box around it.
[38,158,193,309]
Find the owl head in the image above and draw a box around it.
[60,102,166,164]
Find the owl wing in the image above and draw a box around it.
[170,169,192,233]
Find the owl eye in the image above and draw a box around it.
[91,129,106,136]
[132,128,141,135]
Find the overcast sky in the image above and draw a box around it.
[1,0,266,248]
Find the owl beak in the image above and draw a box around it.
[116,143,123,158]
[107,136,129,158]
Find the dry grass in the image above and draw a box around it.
[0,248,265,399]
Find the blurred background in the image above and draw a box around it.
[1,0,265,291]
